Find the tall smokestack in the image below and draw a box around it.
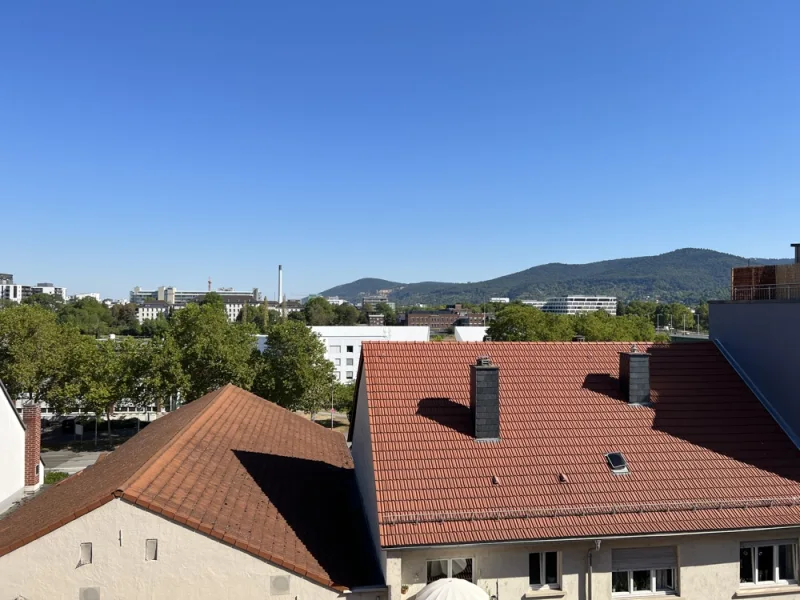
[278,265,284,319]
[792,243,800,265]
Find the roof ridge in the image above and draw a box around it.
[116,385,233,498]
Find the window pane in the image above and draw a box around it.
[451,558,473,582]
[632,570,651,592]
[740,547,754,583]
[655,569,674,591]
[544,552,558,585]
[529,553,541,586]
[612,571,629,593]
[427,560,448,584]
[757,546,775,583]
[779,545,796,581]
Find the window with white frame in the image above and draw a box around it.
[529,551,560,589]
[346,345,354,353]
[426,558,473,584]
[346,371,354,380]
[346,358,354,366]
[740,541,797,586]
[612,547,677,596]
[334,358,341,366]
[329,345,341,353]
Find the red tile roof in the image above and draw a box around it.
[0,385,381,590]
[359,342,800,548]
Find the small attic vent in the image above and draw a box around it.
[270,575,291,596]
[605,452,629,475]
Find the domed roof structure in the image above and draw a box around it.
[415,579,489,600]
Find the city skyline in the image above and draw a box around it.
[3,2,799,299]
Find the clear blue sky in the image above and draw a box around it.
[2,1,798,300]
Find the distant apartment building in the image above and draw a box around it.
[71,293,101,302]
[360,295,395,311]
[255,326,430,382]
[0,274,66,304]
[367,314,385,326]
[406,304,485,334]
[324,296,347,306]
[130,285,262,323]
[490,297,510,303]
[521,295,617,316]
[135,302,170,324]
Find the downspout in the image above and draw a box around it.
[587,540,601,600]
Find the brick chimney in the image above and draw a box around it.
[470,356,500,440]
[619,346,650,405]
[23,403,42,491]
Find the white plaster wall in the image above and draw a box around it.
[393,529,800,600]
[351,372,385,578]
[0,499,383,600]
[0,388,25,514]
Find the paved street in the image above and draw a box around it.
[41,450,104,474]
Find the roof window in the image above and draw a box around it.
[605,452,629,475]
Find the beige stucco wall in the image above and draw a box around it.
[0,498,385,600]
[351,369,386,577]
[0,389,25,514]
[390,528,800,600]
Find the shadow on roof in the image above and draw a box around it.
[416,397,472,436]
[644,345,800,484]
[232,450,383,589]
[582,373,623,401]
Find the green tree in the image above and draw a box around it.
[134,336,188,412]
[22,292,64,312]
[58,297,114,336]
[487,305,568,341]
[199,291,225,309]
[656,302,695,331]
[623,301,658,324]
[374,302,396,326]
[141,314,171,338]
[253,320,333,416]
[237,303,279,333]
[303,297,336,326]
[111,302,140,334]
[695,303,709,331]
[0,305,69,403]
[170,303,257,400]
[333,303,360,325]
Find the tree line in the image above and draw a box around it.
[0,300,352,427]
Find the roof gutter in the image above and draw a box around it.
[714,338,800,449]
[383,524,800,551]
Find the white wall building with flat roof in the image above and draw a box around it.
[136,303,170,324]
[454,326,489,342]
[71,293,101,301]
[256,326,430,383]
[490,297,510,304]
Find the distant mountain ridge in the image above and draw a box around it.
[319,249,793,305]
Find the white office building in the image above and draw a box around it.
[521,295,617,316]
[256,326,430,382]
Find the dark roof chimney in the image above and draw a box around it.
[619,346,650,405]
[792,243,800,265]
[572,335,586,342]
[470,356,500,441]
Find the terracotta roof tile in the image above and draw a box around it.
[0,384,381,589]
[359,342,800,547]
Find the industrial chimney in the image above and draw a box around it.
[278,265,284,319]
[792,243,800,265]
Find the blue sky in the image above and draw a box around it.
[1,2,798,300]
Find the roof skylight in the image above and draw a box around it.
[605,452,629,475]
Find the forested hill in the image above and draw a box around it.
[318,249,793,305]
